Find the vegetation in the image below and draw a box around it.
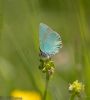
[0,0,90,99]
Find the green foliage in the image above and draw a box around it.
[0,0,90,100]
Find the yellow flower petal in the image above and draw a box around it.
[11,90,41,100]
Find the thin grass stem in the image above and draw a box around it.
[43,72,50,100]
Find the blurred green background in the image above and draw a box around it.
[0,0,90,100]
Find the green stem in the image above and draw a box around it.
[43,72,50,100]
[69,93,76,100]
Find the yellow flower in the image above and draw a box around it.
[69,80,85,93]
[11,90,41,100]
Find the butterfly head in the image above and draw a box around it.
[39,49,51,59]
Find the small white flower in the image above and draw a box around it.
[69,84,73,91]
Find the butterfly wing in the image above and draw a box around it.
[39,23,62,56]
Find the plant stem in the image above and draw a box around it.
[69,93,76,100]
[43,72,50,100]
